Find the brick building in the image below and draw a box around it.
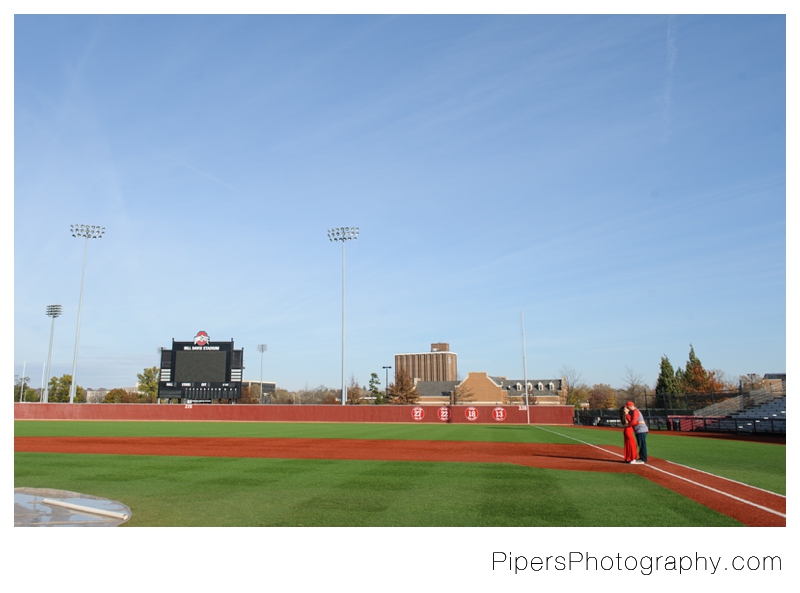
[416,372,566,406]
[395,343,458,382]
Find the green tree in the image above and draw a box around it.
[137,366,160,403]
[654,355,681,408]
[678,344,724,394]
[46,374,86,403]
[368,372,384,404]
[14,375,39,402]
[386,368,420,405]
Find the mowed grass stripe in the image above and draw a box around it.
[15,421,785,494]
[14,421,573,443]
[14,452,741,527]
[535,426,786,495]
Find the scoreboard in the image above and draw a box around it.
[157,331,243,403]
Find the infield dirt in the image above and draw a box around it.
[15,436,785,527]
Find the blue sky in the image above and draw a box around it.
[12,13,786,392]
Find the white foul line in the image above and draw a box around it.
[533,426,786,519]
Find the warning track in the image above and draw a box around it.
[15,436,785,527]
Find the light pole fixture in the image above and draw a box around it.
[521,310,530,425]
[43,304,63,403]
[257,344,268,403]
[327,226,359,405]
[69,224,105,403]
[383,365,391,402]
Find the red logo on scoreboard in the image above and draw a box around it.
[437,407,451,422]
[465,406,479,422]
[193,331,210,346]
[411,406,425,421]
[492,407,507,422]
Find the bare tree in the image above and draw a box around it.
[559,365,583,405]
[621,366,648,407]
[386,369,420,405]
[238,384,260,404]
[451,382,474,405]
[559,365,589,407]
[271,388,293,404]
[346,374,366,405]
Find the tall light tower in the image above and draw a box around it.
[257,344,268,404]
[43,304,63,403]
[327,226,359,405]
[383,365,392,402]
[521,310,530,425]
[69,224,105,403]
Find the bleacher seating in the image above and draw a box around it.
[730,396,786,420]
[664,391,785,435]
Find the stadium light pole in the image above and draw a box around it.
[19,361,27,403]
[156,347,165,404]
[69,224,105,403]
[258,344,268,403]
[521,310,530,425]
[327,226,359,405]
[383,365,391,401]
[43,304,63,403]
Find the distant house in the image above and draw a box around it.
[415,380,459,403]
[415,372,566,406]
[762,373,786,392]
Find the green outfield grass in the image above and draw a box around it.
[534,426,786,495]
[14,421,784,526]
[14,420,576,442]
[14,452,742,527]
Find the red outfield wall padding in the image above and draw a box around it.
[14,403,574,424]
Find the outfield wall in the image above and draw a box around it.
[14,403,574,424]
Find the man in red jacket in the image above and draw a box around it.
[626,401,649,464]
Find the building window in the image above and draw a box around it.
[537,382,544,391]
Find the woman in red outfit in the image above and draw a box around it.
[621,405,638,463]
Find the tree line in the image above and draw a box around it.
[561,344,768,411]
[13,366,431,405]
[17,344,767,409]
[265,369,430,405]
[14,367,160,403]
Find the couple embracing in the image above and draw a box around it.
[621,401,648,464]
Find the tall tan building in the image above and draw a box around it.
[395,343,458,382]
